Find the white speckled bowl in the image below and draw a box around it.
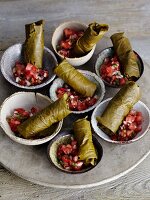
[47,130,103,174]
[49,70,105,114]
[95,47,144,88]
[0,43,57,89]
[52,21,96,66]
[0,92,63,145]
[91,98,150,144]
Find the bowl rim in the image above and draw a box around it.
[95,46,144,88]
[0,43,57,89]
[49,69,105,114]
[0,91,63,146]
[91,97,150,144]
[51,21,96,60]
[47,129,103,174]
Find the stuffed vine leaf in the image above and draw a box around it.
[54,59,97,97]
[24,20,44,68]
[73,22,109,57]
[96,81,141,136]
[17,94,71,139]
[111,32,140,80]
[73,118,97,166]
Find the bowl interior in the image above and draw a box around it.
[0,92,63,145]
[1,43,57,89]
[47,130,103,174]
[52,21,87,53]
[95,47,144,88]
[49,70,105,114]
[51,21,96,66]
[91,98,150,144]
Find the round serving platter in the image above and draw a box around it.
[0,37,150,189]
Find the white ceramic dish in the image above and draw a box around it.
[52,21,96,66]
[91,98,150,144]
[0,43,57,89]
[49,70,105,114]
[0,92,63,145]
[95,47,144,88]
[47,130,103,174]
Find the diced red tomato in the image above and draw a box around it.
[57,28,85,58]
[13,62,49,86]
[8,118,21,132]
[125,115,135,123]
[62,144,73,154]
[60,40,72,50]
[119,78,126,85]
[56,137,85,171]
[135,115,143,124]
[31,107,38,114]
[68,96,78,110]
[77,101,88,111]
[128,123,137,131]
[100,55,128,86]
[56,88,67,98]
[114,110,143,141]
[7,107,38,134]
[58,49,70,57]
[61,155,70,164]
[135,125,142,133]
[105,66,114,77]
[85,97,97,107]
[56,84,97,111]
[64,28,76,38]
[71,161,84,171]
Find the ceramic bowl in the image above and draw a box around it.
[95,47,144,88]
[0,43,57,89]
[47,130,103,173]
[51,21,96,66]
[0,92,63,145]
[49,70,105,114]
[91,98,150,144]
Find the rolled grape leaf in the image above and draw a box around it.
[73,118,98,166]
[17,94,71,139]
[96,81,141,136]
[111,32,140,80]
[54,59,97,97]
[73,22,109,57]
[24,20,44,68]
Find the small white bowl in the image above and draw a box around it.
[0,43,57,89]
[0,92,63,145]
[95,47,144,88]
[52,21,96,66]
[49,70,105,114]
[91,98,150,144]
[47,130,103,174]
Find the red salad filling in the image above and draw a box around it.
[7,107,38,133]
[111,110,143,141]
[57,137,84,171]
[13,62,49,86]
[57,28,84,58]
[100,56,128,86]
[56,84,98,111]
